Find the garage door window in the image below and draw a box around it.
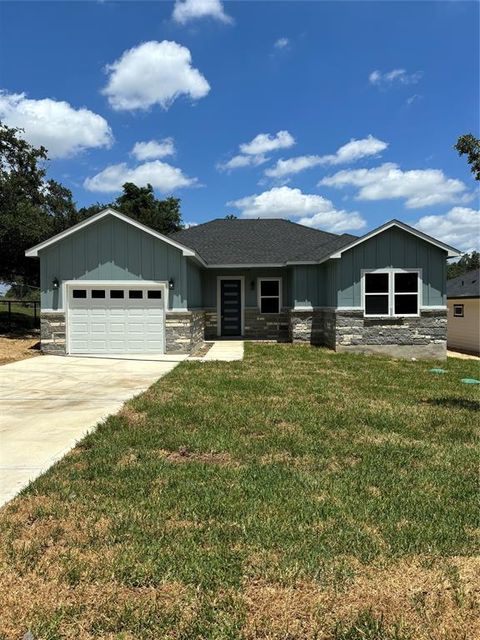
[91,290,106,299]
[148,290,162,299]
[72,289,87,299]
[110,290,124,299]
[129,290,143,299]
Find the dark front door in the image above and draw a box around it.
[220,279,242,336]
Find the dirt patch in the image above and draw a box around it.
[118,406,147,427]
[0,335,41,365]
[243,556,480,640]
[190,342,213,357]
[156,447,239,467]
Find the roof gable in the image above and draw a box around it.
[329,219,461,259]
[25,208,197,258]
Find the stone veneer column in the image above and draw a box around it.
[165,310,206,354]
[40,312,66,355]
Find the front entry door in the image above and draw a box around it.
[220,279,242,336]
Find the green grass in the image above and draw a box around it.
[0,344,478,639]
[0,300,39,329]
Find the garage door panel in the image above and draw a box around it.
[68,285,165,354]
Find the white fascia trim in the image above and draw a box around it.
[329,219,462,259]
[25,208,197,258]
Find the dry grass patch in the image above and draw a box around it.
[155,447,240,467]
[0,335,40,365]
[244,556,480,640]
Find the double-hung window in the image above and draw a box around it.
[363,270,421,317]
[258,278,282,314]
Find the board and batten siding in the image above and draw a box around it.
[337,226,446,308]
[447,298,480,354]
[40,215,189,310]
[292,262,337,308]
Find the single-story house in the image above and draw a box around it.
[446,268,480,355]
[25,208,461,359]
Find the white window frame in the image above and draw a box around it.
[257,277,282,314]
[453,303,464,318]
[361,269,422,318]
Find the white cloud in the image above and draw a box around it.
[102,40,210,111]
[218,130,295,172]
[369,68,422,87]
[84,160,197,193]
[406,94,421,106]
[172,0,232,24]
[218,154,268,171]
[131,138,175,160]
[240,130,295,155]
[274,37,290,49]
[227,186,366,233]
[414,207,480,252]
[0,91,113,159]
[265,135,388,179]
[320,162,470,209]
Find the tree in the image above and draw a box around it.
[79,183,183,235]
[224,214,237,220]
[454,134,480,181]
[447,251,480,279]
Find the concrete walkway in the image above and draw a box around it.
[0,354,185,506]
[189,340,244,362]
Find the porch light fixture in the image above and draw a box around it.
[168,278,175,290]
[52,277,60,290]
[250,280,255,290]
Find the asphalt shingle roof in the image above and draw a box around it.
[171,219,357,265]
[447,269,480,298]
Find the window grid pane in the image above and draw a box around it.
[365,273,389,293]
[394,272,418,293]
[365,294,389,315]
[394,294,418,315]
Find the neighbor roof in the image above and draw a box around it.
[447,269,480,298]
[171,219,357,265]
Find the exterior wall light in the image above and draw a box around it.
[52,277,60,290]
[250,280,255,290]
[169,278,175,290]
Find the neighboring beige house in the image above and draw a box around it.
[447,269,480,355]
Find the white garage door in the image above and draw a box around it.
[68,284,165,354]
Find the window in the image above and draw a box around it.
[72,289,87,299]
[110,290,124,299]
[453,304,464,317]
[258,278,281,314]
[147,290,162,299]
[129,290,143,299]
[363,270,420,317]
[91,289,105,299]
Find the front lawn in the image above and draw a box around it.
[1,344,478,639]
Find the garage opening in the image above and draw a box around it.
[68,284,165,354]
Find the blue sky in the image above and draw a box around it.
[1,0,479,250]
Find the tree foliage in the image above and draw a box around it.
[447,251,480,279]
[0,124,184,287]
[454,133,480,181]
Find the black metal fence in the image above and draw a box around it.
[0,299,40,330]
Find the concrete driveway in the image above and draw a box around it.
[0,354,185,506]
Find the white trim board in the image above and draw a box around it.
[25,208,199,260]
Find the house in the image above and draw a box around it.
[25,208,461,359]
[446,269,480,355]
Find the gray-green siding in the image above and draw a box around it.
[39,216,189,309]
[337,226,446,307]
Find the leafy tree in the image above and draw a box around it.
[447,251,480,279]
[454,134,480,181]
[79,183,183,235]
[224,214,237,220]
[0,123,77,286]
